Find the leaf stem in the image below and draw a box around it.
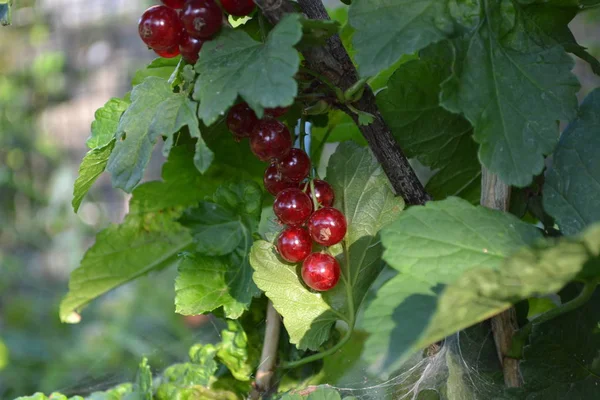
[258,12,268,42]
[281,326,353,369]
[298,116,307,152]
[299,66,343,100]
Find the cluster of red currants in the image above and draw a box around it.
[137,0,255,64]
[226,103,347,292]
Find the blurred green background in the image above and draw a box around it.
[0,1,599,399]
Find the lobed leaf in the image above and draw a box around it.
[72,140,115,212]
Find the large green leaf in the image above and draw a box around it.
[87,97,129,149]
[250,142,404,350]
[364,197,542,373]
[377,42,480,203]
[72,140,115,212]
[521,289,600,398]
[348,0,455,77]
[194,14,302,125]
[175,181,262,318]
[441,0,579,187]
[543,88,600,236]
[107,76,211,192]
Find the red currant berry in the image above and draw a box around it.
[227,103,258,139]
[302,253,340,291]
[161,0,185,9]
[278,148,310,183]
[277,226,312,263]
[307,179,335,207]
[273,188,313,226]
[265,107,289,118]
[250,120,292,161]
[264,163,297,196]
[179,32,205,64]
[154,45,180,58]
[182,0,223,39]
[220,0,256,16]
[307,207,347,246]
[138,6,183,51]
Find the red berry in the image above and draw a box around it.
[273,188,313,226]
[307,179,335,207]
[138,6,183,51]
[179,32,205,64]
[227,103,258,139]
[161,0,185,9]
[307,207,347,246]
[278,148,310,183]
[182,0,223,39]
[265,107,289,118]
[277,226,312,263]
[250,120,292,161]
[264,163,297,196]
[302,253,340,291]
[220,0,256,16]
[154,45,180,58]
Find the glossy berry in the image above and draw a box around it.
[302,253,340,291]
[181,0,223,39]
[138,6,183,51]
[273,188,313,226]
[161,0,186,9]
[154,45,180,58]
[277,226,312,263]
[227,103,258,139]
[179,32,205,64]
[307,179,335,207]
[220,0,256,16]
[308,207,347,246]
[278,148,310,183]
[264,163,297,196]
[265,107,289,118]
[250,119,292,161]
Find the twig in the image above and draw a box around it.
[250,301,281,398]
[480,168,520,387]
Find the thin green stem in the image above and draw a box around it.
[298,116,307,152]
[282,326,353,369]
[309,178,319,211]
[258,12,267,42]
[299,67,343,100]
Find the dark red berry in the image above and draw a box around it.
[179,32,205,64]
[154,45,180,58]
[264,163,297,196]
[302,253,340,291]
[273,188,313,226]
[220,0,256,16]
[161,0,185,9]
[307,179,335,207]
[307,207,347,246]
[278,148,310,183]
[277,226,312,263]
[250,119,292,161]
[138,6,183,51]
[181,0,223,39]
[227,103,258,139]
[265,107,289,118]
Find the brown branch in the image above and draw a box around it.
[255,0,431,205]
[250,301,281,399]
[480,168,521,387]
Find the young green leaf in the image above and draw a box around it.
[251,142,404,350]
[131,57,181,87]
[194,14,302,124]
[377,42,480,203]
[128,358,152,400]
[216,320,258,381]
[543,88,600,236]
[72,140,115,212]
[364,197,542,373]
[441,0,579,187]
[87,97,129,149]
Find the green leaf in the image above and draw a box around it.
[194,14,302,124]
[87,97,130,149]
[131,57,181,86]
[521,289,600,397]
[127,358,152,400]
[107,76,209,192]
[175,181,262,318]
[297,18,340,49]
[348,0,455,77]
[543,88,600,236]
[216,320,257,381]
[441,0,579,187]
[251,142,404,350]
[364,197,541,373]
[377,42,480,203]
[279,387,345,400]
[72,140,115,212]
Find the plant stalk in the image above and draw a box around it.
[251,301,281,398]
